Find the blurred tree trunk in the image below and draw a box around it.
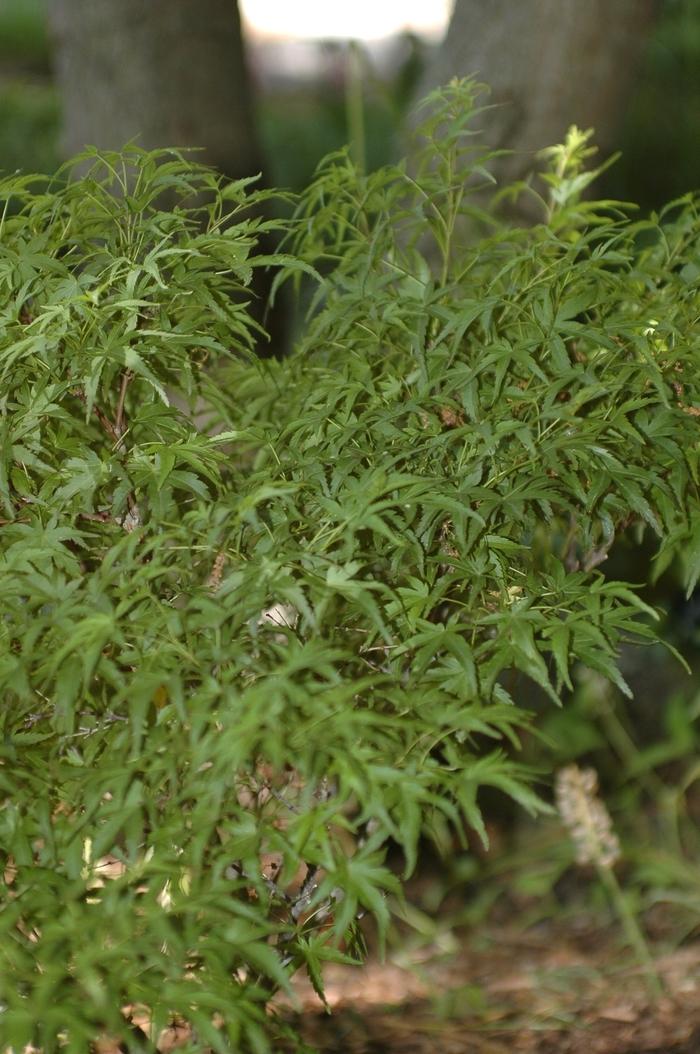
[49,0,287,356]
[419,0,660,185]
[49,0,261,179]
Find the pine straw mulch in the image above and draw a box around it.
[280,922,700,1054]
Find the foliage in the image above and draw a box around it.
[0,0,50,70]
[606,0,700,209]
[1,81,699,1051]
[0,0,56,178]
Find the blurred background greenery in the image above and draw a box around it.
[0,0,698,208]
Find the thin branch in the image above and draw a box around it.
[78,510,112,523]
[95,404,120,442]
[71,386,120,442]
[115,369,134,437]
[226,861,291,903]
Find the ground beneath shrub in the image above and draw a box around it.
[281,923,700,1054]
[70,921,700,1052]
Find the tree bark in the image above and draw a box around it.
[419,0,660,185]
[48,0,262,181]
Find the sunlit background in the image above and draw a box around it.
[239,0,451,40]
[0,0,697,209]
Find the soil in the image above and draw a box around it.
[79,917,700,1052]
[282,923,700,1054]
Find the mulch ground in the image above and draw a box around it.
[281,924,700,1053]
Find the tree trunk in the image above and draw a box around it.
[48,0,262,181]
[419,0,660,185]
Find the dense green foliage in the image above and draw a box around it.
[1,82,699,1051]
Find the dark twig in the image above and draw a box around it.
[226,861,292,903]
[78,510,112,523]
[71,386,120,443]
[290,864,319,921]
[266,784,302,814]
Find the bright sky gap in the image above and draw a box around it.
[240,0,451,41]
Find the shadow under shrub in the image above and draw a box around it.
[1,82,699,1052]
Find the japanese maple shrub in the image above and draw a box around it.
[1,82,699,1051]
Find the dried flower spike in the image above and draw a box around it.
[555,764,663,1000]
[207,550,227,592]
[555,764,621,869]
